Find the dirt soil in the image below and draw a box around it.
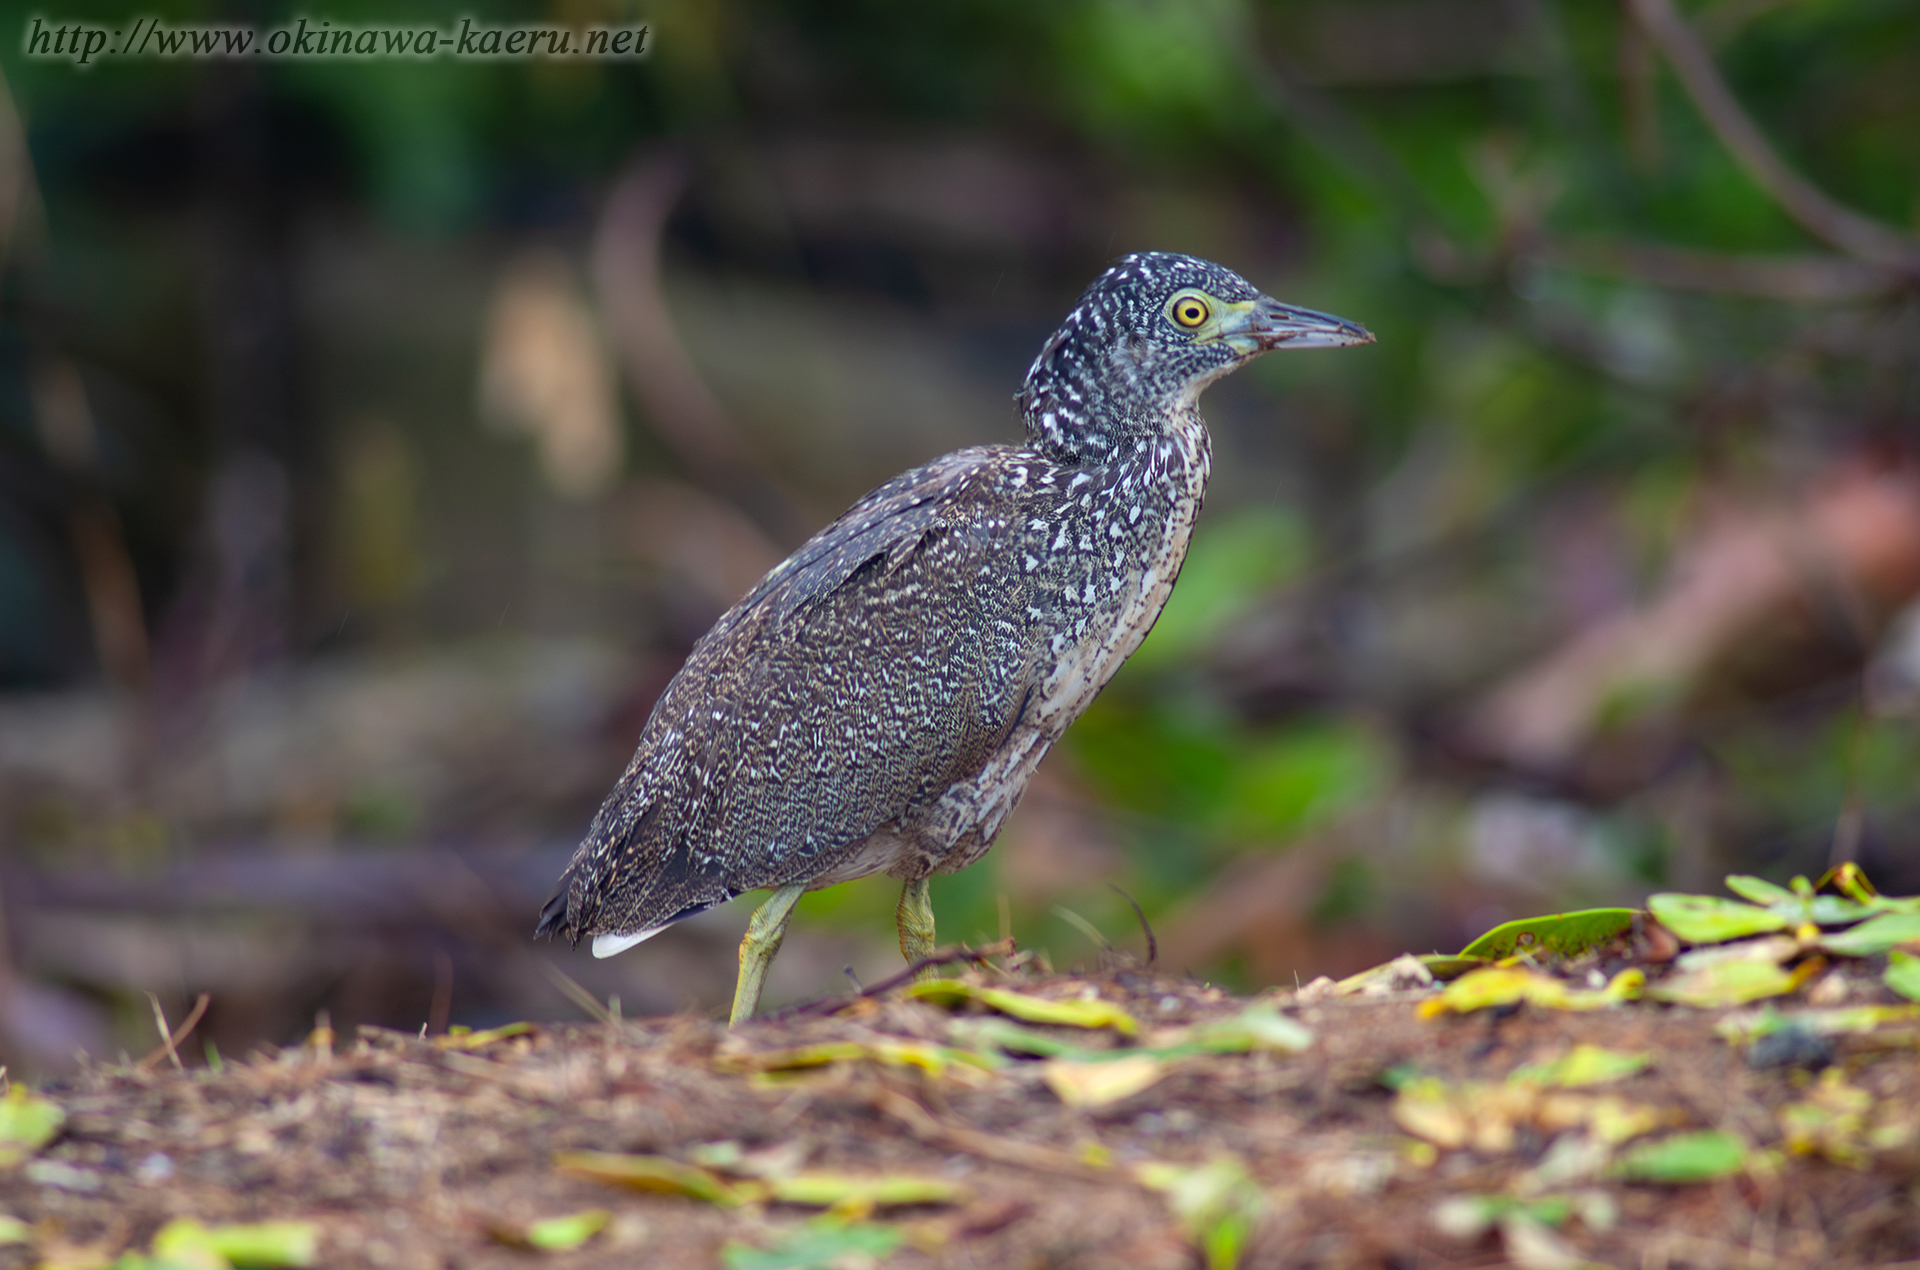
[4,947,1919,1270]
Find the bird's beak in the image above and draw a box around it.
[1220,297,1375,352]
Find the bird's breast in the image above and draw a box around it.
[1020,421,1212,731]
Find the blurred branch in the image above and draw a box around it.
[1232,17,1519,289]
[592,147,813,545]
[1537,236,1896,302]
[1519,0,1638,216]
[1616,12,1663,171]
[1627,0,1920,272]
[0,64,42,270]
[619,477,781,613]
[1158,843,1334,979]
[32,358,151,691]
[1463,463,1920,773]
[1225,9,1438,232]
[1694,0,1799,47]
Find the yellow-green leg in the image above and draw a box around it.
[897,876,936,967]
[730,884,806,1026]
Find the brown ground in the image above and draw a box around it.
[4,950,1918,1270]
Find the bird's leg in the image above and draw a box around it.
[897,876,936,969]
[730,884,806,1027]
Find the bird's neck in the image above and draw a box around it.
[1020,387,1210,472]
[1021,401,1213,506]
[1019,341,1220,466]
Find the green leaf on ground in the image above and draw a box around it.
[1417,955,1491,981]
[146,1219,319,1268]
[1611,1131,1748,1183]
[1510,1044,1651,1088]
[525,1211,610,1251]
[1180,1003,1314,1054]
[1885,951,1920,1003]
[1716,1004,1920,1042]
[766,1171,967,1214]
[965,1000,1313,1108]
[0,1086,65,1167]
[953,1017,1090,1060]
[722,1221,904,1270]
[1724,875,1795,905]
[1432,1193,1579,1237]
[1137,1156,1264,1270]
[1822,913,1920,957]
[1646,894,1791,944]
[1802,896,1872,926]
[1458,909,1637,960]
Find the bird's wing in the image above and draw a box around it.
[725,445,1011,626]
[542,444,1036,944]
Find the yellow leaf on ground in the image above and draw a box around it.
[432,1022,536,1050]
[1671,935,1801,971]
[553,1152,749,1206]
[1651,959,1804,1008]
[766,1171,967,1216]
[1419,967,1641,1018]
[714,1038,1000,1083]
[1509,1045,1651,1088]
[1394,1077,1673,1154]
[908,980,1138,1034]
[1044,1055,1166,1108]
[1778,1070,1875,1168]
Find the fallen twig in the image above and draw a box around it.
[1110,884,1158,969]
[591,148,812,543]
[540,962,617,1026]
[138,992,210,1072]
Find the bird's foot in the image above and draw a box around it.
[896,877,937,977]
[730,884,806,1026]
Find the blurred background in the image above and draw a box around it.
[0,0,1917,1075]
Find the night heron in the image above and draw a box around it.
[536,252,1372,1023]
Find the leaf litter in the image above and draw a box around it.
[2,870,1920,1266]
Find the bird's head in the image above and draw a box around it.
[1017,252,1373,458]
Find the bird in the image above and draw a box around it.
[535,252,1372,1024]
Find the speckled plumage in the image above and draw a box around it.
[536,252,1371,957]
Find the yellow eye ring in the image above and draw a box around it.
[1171,295,1211,328]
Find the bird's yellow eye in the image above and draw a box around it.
[1170,294,1211,329]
